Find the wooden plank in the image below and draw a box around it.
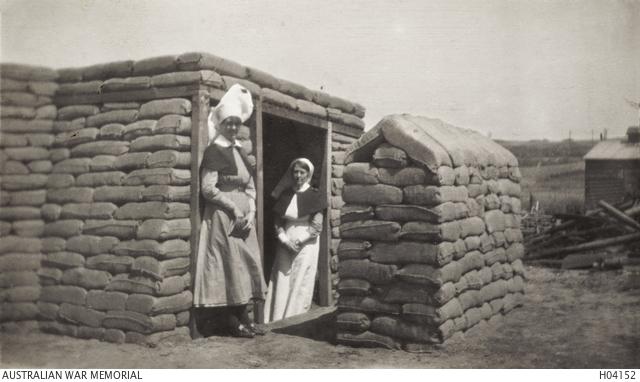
[265,306,335,330]
[563,252,629,270]
[569,225,624,240]
[546,199,635,234]
[53,84,226,106]
[318,122,333,307]
[254,95,265,325]
[561,253,605,269]
[527,259,563,268]
[188,90,210,339]
[255,95,265,265]
[526,231,571,252]
[262,103,328,130]
[526,224,623,252]
[626,205,640,218]
[527,232,640,260]
[261,102,362,138]
[331,121,364,138]
[598,200,640,232]
[524,233,551,247]
[331,132,358,144]
[553,213,600,223]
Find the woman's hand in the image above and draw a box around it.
[282,238,301,254]
[240,211,255,231]
[231,206,244,219]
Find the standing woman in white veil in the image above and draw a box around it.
[194,84,267,338]
[264,158,327,322]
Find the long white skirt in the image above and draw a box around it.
[264,215,319,323]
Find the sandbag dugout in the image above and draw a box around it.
[0,54,366,344]
[335,114,526,351]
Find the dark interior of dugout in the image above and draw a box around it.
[262,114,328,312]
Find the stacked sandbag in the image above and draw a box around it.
[55,53,365,132]
[2,52,367,344]
[0,63,59,333]
[55,54,366,307]
[57,57,225,99]
[336,114,525,351]
[329,132,359,301]
[32,96,193,345]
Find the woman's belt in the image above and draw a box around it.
[217,184,247,192]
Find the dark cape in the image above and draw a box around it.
[273,187,327,218]
[201,143,253,175]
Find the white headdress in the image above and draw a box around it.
[271,158,315,199]
[207,84,254,143]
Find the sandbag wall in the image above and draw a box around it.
[34,95,193,345]
[53,54,365,308]
[335,115,526,351]
[329,132,359,301]
[1,53,366,341]
[0,64,59,333]
[0,62,196,345]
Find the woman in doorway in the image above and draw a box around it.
[264,158,327,322]
[194,84,267,338]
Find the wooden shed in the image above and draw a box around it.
[0,53,364,344]
[583,127,640,210]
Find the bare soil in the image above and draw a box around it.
[1,265,639,368]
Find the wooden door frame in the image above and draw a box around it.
[189,91,336,332]
[188,90,210,338]
[257,102,333,310]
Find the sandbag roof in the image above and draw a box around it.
[26,52,365,118]
[345,114,518,173]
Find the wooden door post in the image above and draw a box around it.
[318,122,333,307]
[254,95,266,324]
[189,90,210,338]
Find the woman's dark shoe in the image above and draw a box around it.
[230,324,255,338]
[248,323,268,336]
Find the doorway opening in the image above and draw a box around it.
[261,113,329,321]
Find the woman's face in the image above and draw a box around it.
[292,163,309,189]
[220,117,241,141]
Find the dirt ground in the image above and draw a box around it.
[1,265,639,369]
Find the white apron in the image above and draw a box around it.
[264,202,320,322]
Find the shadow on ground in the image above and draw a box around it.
[271,308,337,343]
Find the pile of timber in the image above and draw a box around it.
[524,199,640,269]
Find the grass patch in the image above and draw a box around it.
[520,162,584,215]
[497,139,596,167]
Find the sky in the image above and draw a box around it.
[1,0,638,140]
